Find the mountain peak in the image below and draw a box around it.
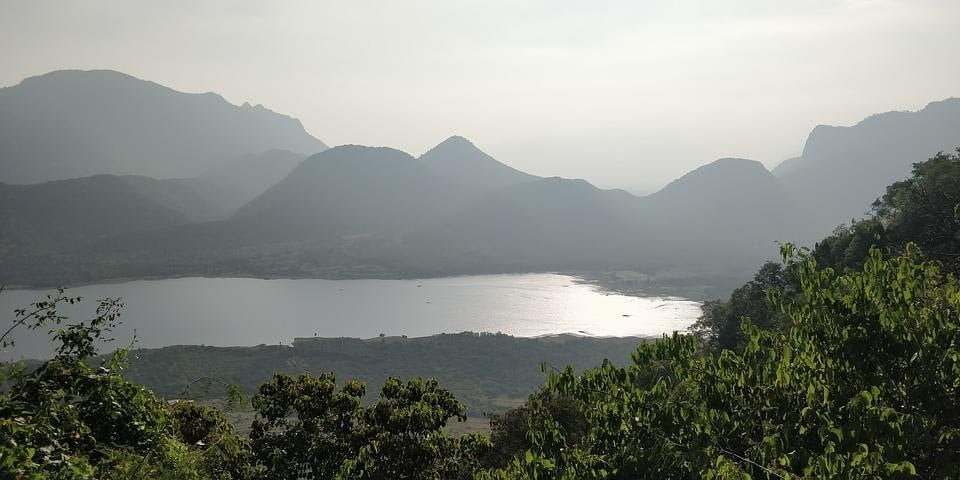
[419,136,538,191]
[16,68,141,83]
[650,157,774,200]
[441,135,473,145]
[423,135,481,156]
[703,157,768,171]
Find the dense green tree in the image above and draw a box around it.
[693,261,793,351]
[249,372,366,479]
[0,291,253,479]
[249,373,490,479]
[812,218,886,273]
[484,389,588,469]
[874,148,960,273]
[170,401,255,480]
[482,245,960,479]
[339,377,490,479]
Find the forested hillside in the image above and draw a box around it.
[775,98,960,238]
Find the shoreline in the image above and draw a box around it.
[1,269,564,292]
[4,270,690,300]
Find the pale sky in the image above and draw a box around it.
[2,0,958,191]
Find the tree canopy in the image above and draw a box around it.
[482,245,960,478]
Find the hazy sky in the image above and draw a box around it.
[2,0,958,191]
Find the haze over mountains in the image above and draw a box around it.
[0,70,325,183]
[1,70,957,291]
[774,97,960,236]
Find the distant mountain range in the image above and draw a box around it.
[0,70,325,183]
[0,70,957,292]
[773,98,960,237]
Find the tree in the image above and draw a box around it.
[874,148,960,273]
[250,373,490,479]
[170,401,256,479]
[483,245,960,478]
[339,377,490,479]
[484,389,587,469]
[249,372,366,479]
[0,290,254,479]
[693,261,793,351]
[812,218,886,273]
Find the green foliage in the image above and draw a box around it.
[812,218,886,273]
[485,389,588,469]
[249,372,366,479]
[170,401,255,479]
[816,147,960,276]
[694,262,794,351]
[874,148,960,272]
[484,245,960,478]
[250,373,490,479]
[0,292,253,479]
[698,148,960,354]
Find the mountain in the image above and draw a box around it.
[0,70,326,184]
[10,89,956,289]
[170,149,306,218]
[639,158,800,268]
[405,158,798,277]
[401,177,643,272]
[235,145,459,241]
[0,175,224,255]
[0,141,801,287]
[418,136,539,193]
[774,98,960,238]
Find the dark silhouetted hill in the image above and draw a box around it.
[402,177,643,272]
[638,157,801,270]
[234,145,459,241]
[418,136,539,193]
[171,149,306,218]
[774,98,960,238]
[0,175,225,254]
[7,89,957,290]
[0,70,326,183]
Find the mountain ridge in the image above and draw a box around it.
[1,69,957,290]
[774,97,960,238]
[0,69,326,183]
[418,135,540,192]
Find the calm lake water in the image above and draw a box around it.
[0,274,700,359]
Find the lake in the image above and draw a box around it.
[0,274,701,359]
